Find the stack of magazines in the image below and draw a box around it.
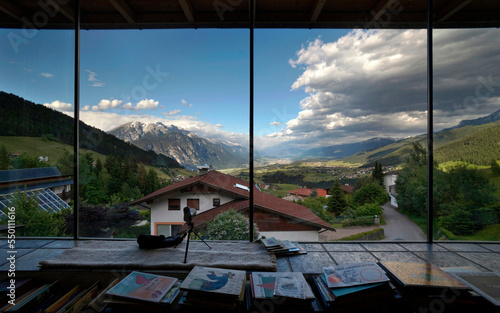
[259,237,306,256]
[311,262,395,312]
[178,266,247,311]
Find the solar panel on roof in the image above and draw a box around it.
[0,188,69,216]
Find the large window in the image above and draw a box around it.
[0,21,75,237]
[254,29,429,242]
[77,27,249,239]
[432,28,500,241]
[1,3,498,243]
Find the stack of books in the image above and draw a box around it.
[378,262,488,311]
[0,277,105,313]
[102,271,181,312]
[259,237,306,256]
[248,272,320,312]
[311,262,395,312]
[179,266,247,311]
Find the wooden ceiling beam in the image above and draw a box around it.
[310,0,326,22]
[108,0,135,24]
[437,0,473,22]
[178,0,194,23]
[370,0,398,23]
[0,1,24,22]
[49,0,75,23]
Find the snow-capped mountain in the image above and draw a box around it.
[108,121,249,170]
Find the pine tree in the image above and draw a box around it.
[327,180,348,215]
[372,161,384,185]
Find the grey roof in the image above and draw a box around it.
[0,167,64,184]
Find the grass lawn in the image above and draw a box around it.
[455,224,500,241]
[262,183,301,198]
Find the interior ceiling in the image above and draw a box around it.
[0,0,499,29]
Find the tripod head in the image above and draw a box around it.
[183,206,197,225]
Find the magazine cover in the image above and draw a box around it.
[273,276,306,299]
[323,262,389,288]
[180,266,246,298]
[451,272,500,306]
[379,262,467,289]
[250,272,315,300]
[161,280,182,304]
[260,237,281,248]
[106,271,178,303]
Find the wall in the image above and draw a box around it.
[260,230,318,241]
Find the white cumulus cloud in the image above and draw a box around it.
[44,100,72,112]
[260,28,500,150]
[136,99,159,110]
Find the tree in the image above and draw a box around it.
[353,183,389,207]
[298,196,333,223]
[309,189,318,198]
[0,145,9,170]
[327,180,348,215]
[395,142,429,216]
[10,153,44,169]
[8,190,67,237]
[372,161,384,185]
[491,159,500,177]
[56,150,74,176]
[206,209,259,240]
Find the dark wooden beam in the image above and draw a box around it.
[51,0,75,23]
[310,0,326,22]
[437,0,473,22]
[178,0,194,23]
[0,0,24,22]
[108,0,135,23]
[370,0,397,23]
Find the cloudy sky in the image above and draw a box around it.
[1,27,499,153]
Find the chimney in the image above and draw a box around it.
[197,164,213,175]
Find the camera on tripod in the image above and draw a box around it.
[183,206,197,226]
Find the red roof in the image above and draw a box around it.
[341,185,355,194]
[131,171,334,231]
[288,188,327,197]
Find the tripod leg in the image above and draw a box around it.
[183,231,191,263]
[191,230,212,249]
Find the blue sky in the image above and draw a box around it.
[1,27,499,152]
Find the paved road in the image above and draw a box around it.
[381,203,426,241]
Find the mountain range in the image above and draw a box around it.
[0,91,180,169]
[108,121,249,170]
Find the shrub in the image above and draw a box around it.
[206,209,259,240]
[439,203,476,235]
[352,183,389,207]
[354,203,383,217]
[341,216,375,227]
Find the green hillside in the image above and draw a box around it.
[339,121,500,167]
[434,121,500,165]
[0,91,181,169]
[0,136,171,179]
